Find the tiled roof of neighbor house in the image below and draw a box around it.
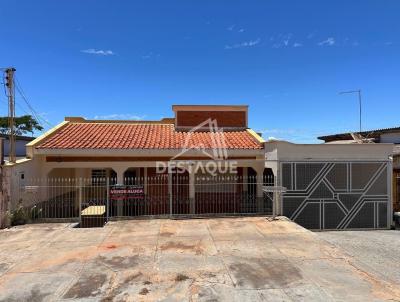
[318,126,400,142]
[36,122,263,150]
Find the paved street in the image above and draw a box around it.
[0,217,399,301]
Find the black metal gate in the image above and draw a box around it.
[281,161,391,230]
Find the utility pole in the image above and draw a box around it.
[4,67,16,163]
[339,89,362,133]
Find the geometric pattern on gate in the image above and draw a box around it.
[281,162,389,230]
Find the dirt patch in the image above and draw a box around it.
[97,255,138,270]
[5,287,50,302]
[139,288,149,295]
[160,231,175,237]
[143,280,152,285]
[27,288,51,302]
[175,273,190,282]
[160,241,203,255]
[63,273,108,299]
[105,244,117,249]
[123,272,143,284]
[0,263,9,274]
[229,258,303,289]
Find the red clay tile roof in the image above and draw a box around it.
[36,123,263,150]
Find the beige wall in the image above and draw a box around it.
[264,140,394,161]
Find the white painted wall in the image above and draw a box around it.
[264,140,394,161]
[2,138,34,157]
[380,132,400,144]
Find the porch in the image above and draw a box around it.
[14,165,275,221]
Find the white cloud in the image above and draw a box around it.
[81,49,115,56]
[225,38,261,49]
[385,41,393,46]
[271,33,293,49]
[293,42,303,48]
[318,37,335,46]
[238,28,244,33]
[282,33,292,46]
[93,114,146,120]
[227,25,235,31]
[141,52,160,59]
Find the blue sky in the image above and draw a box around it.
[1,0,399,142]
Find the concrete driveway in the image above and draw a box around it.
[0,217,399,301]
[317,230,400,287]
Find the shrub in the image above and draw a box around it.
[10,205,30,226]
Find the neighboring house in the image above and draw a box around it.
[318,127,400,212]
[0,134,35,160]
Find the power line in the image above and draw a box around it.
[0,96,32,116]
[14,75,53,128]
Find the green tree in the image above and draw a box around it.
[0,115,43,136]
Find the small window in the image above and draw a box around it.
[18,172,26,190]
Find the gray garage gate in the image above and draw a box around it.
[280,161,391,230]
[265,140,394,231]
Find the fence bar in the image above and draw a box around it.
[11,173,275,224]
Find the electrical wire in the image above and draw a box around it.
[1,70,53,134]
[14,75,53,128]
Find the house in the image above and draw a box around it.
[0,134,35,162]
[4,105,269,219]
[0,105,394,230]
[318,127,400,212]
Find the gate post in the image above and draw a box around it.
[254,166,264,213]
[168,171,173,217]
[78,178,83,224]
[106,177,110,222]
[189,170,195,214]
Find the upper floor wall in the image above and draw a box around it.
[172,105,248,130]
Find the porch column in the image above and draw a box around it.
[144,167,148,194]
[242,167,248,192]
[42,167,53,208]
[74,168,86,215]
[189,169,196,214]
[254,165,265,213]
[266,161,280,216]
[114,167,126,185]
[113,167,126,217]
